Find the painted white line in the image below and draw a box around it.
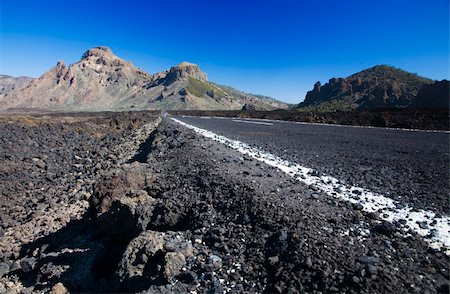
[232,119,273,126]
[171,117,450,254]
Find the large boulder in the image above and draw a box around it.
[90,165,157,237]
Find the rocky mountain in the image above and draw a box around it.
[298,65,437,111]
[0,75,34,98]
[0,47,287,111]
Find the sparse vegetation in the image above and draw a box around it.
[186,78,227,98]
[353,65,434,93]
[297,98,356,112]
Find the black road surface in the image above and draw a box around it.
[173,116,449,215]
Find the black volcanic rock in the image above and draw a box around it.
[299,65,434,111]
[241,103,256,111]
[414,80,449,108]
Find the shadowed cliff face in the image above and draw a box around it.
[299,65,436,111]
[0,47,287,112]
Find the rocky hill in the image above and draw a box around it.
[0,75,34,98]
[297,65,440,111]
[0,47,287,111]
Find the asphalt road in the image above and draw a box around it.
[172,116,449,215]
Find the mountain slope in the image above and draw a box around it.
[298,65,435,111]
[0,47,287,111]
[0,75,35,98]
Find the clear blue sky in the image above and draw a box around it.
[0,0,448,103]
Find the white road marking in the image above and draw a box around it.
[232,119,273,126]
[171,117,450,254]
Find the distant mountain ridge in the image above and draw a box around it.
[0,47,287,111]
[0,75,35,99]
[298,65,447,111]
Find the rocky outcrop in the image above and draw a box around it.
[414,80,449,108]
[299,65,434,111]
[241,103,256,111]
[165,62,208,83]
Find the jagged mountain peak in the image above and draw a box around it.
[76,46,132,69]
[81,46,114,60]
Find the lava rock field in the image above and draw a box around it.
[0,113,448,293]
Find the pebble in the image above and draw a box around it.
[358,255,380,264]
[352,203,364,210]
[373,221,396,236]
[208,254,223,270]
[20,257,36,273]
[417,221,428,229]
[0,262,10,277]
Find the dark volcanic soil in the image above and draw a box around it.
[0,114,448,293]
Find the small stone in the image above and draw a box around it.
[0,262,10,277]
[20,257,36,273]
[428,229,438,238]
[352,276,360,284]
[49,282,69,294]
[398,219,407,225]
[207,254,223,270]
[373,221,396,236]
[310,170,320,177]
[352,203,364,210]
[163,252,185,281]
[357,255,380,264]
[268,256,279,265]
[9,261,20,271]
[367,264,378,274]
[0,227,4,238]
[367,212,380,220]
[309,184,319,191]
[178,271,197,283]
[417,221,428,229]
[35,159,46,169]
[351,189,362,195]
[305,257,313,268]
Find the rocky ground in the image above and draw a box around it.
[0,113,448,293]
